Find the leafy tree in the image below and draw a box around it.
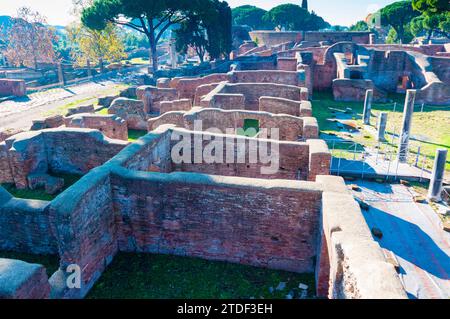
[231,5,272,30]
[122,32,150,50]
[81,0,230,71]
[263,4,328,31]
[380,1,420,43]
[67,22,126,67]
[349,21,369,31]
[412,0,450,38]
[386,24,414,44]
[175,16,208,62]
[4,7,58,69]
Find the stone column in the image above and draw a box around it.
[369,33,376,45]
[428,149,448,201]
[363,89,373,125]
[377,112,388,142]
[397,90,416,162]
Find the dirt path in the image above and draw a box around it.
[0,80,126,131]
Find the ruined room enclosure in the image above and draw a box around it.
[0,123,406,299]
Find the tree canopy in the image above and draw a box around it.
[380,1,421,43]
[81,0,231,71]
[67,22,126,66]
[4,7,58,68]
[231,5,272,30]
[263,4,329,31]
[412,0,450,39]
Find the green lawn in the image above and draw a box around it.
[44,84,128,116]
[87,253,315,299]
[1,173,82,201]
[312,91,450,171]
[128,129,147,142]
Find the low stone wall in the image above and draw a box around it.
[148,108,319,141]
[0,128,127,189]
[0,186,56,254]
[0,258,50,299]
[108,98,147,130]
[49,167,118,298]
[159,99,192,114]
[315,176,407,299]
[201,82,307,111]
[0,79,26,97]
[136,86,178,114]
[112,170,322,273]
[259,97,312,117]
[65,113,128,141]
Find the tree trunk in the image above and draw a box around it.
[148,25,158,73]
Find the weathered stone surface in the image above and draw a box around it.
[0,258,50,299]
[109,97,147,130]
[66,104,95,117]
[0,79,26,97]
[65,113,128,141]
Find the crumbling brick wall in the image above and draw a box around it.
[0,187,57,254]
[315,176,407,299]
[0,79,26,97]
[65,114,128,141]
[112,170,322,273]
[0,258,50,299]
[0,129,127,189]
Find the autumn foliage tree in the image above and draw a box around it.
[67,22,126,67]
[4,7,58,69]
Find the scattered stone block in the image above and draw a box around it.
[349,184,361,191]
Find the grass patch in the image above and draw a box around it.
[87,253,315,299]
[122,58,150,65]
[0,251,59,277]
[44,84,128,116]
[312,91,450,171]
[1,173,82,201]
[128,129,147,142]
[95,107,109,115]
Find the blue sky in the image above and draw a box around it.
[0,0,399,26]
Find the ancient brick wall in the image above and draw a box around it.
[174,74,230,101]
[0,258,50,299]
[167,129,311,180]
[203,83,304,111]
[136,86,178,114]
[112,171,322,273]
[148,108,318,142]
[0,79,26,97]
[259,97,312,117]
[49,168,118,298]
[65,114,128,141]
[0,187,57,254]
[277,58,298,72]
[229,70,300,86]
[159,99,192,114]
[315,176,407,299]
[1,129,127,189]
[109,98,147,130]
